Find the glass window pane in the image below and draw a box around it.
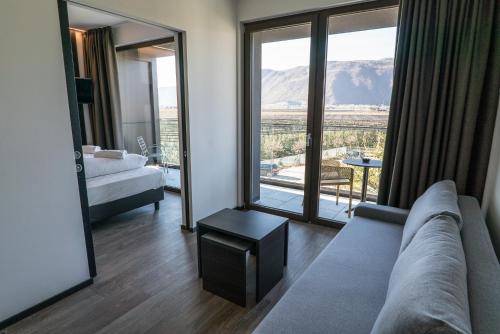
[117,42,181,189]
[249,23,312,214]
[318,7,398,223]
[156,42,181,189]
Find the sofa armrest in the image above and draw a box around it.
[354,203,409,225]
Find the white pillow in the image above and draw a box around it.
[84,153,147,178]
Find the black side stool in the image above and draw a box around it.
[201,232,252,306]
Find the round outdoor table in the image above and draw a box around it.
[342,159,382,202]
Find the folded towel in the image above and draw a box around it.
[82,145,101,154]
[84,153,147,178]
[94,150,127,160]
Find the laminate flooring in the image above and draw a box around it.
[5,191,338,334]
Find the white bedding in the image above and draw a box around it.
[86,166,165,206]
[84,153,147,178]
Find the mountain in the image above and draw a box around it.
[261,58,394,108]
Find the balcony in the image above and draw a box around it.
[256,183,360,223]
[254,149,381,223]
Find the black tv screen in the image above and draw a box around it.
[75,78,93,104]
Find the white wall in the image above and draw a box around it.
[0,0,90,321]
[1,0,238,321]
[73,0,238,225]
[482,98,500,257]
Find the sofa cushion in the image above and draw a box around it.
[254,217,403,334]
[400,180,462,253]
[372,215,471,334]
[458,196,500,334]
[354,202,409,225]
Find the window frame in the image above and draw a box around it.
[243,0,399,227]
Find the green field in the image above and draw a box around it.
[260,108,388,196]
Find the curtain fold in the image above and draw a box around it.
[83,26,123,150]
[378,0,500,208]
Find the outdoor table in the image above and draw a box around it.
[342,159,382,202]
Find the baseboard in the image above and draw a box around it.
[0,278,93,330]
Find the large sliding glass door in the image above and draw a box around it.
[156,42,182,190]
[316,7,398,223]
[244,1,398,224]
[245,17,317,219]
[116,39,183,191]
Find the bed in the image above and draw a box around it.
[83,149,165,223]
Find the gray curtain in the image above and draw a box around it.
[83,27,123,149]
[378,0,500,208]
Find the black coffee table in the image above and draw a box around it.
[197,209,289,302]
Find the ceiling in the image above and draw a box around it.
[67,4,175,47]
[68,5,126,30]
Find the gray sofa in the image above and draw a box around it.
[254,196,500,333]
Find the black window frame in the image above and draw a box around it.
[243,0,399,227]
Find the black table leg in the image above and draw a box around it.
[345,167,369,214]
[361,167,369,202]
[284,221,288,266]
[256,225,285,302]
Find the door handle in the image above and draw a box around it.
[306,133,312,147]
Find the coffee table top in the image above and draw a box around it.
[343,158,382,168]
[197,209,288,242]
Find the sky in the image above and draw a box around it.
[154,27,397,87]
[156,56,177,87]
[262,27,397,71]
[156,56,178,107]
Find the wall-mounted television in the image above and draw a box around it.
[75,77,93,104]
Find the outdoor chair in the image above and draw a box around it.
[320,164,354,218]
[137,136,168,173]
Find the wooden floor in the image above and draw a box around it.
[6,191,338,334]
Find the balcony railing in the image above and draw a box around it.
[258,107,387,201]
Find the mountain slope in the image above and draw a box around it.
[261,58,394,108]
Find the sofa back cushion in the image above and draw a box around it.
[458,196,500,334]
[400,180,462,253]
[371,215,471,334]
